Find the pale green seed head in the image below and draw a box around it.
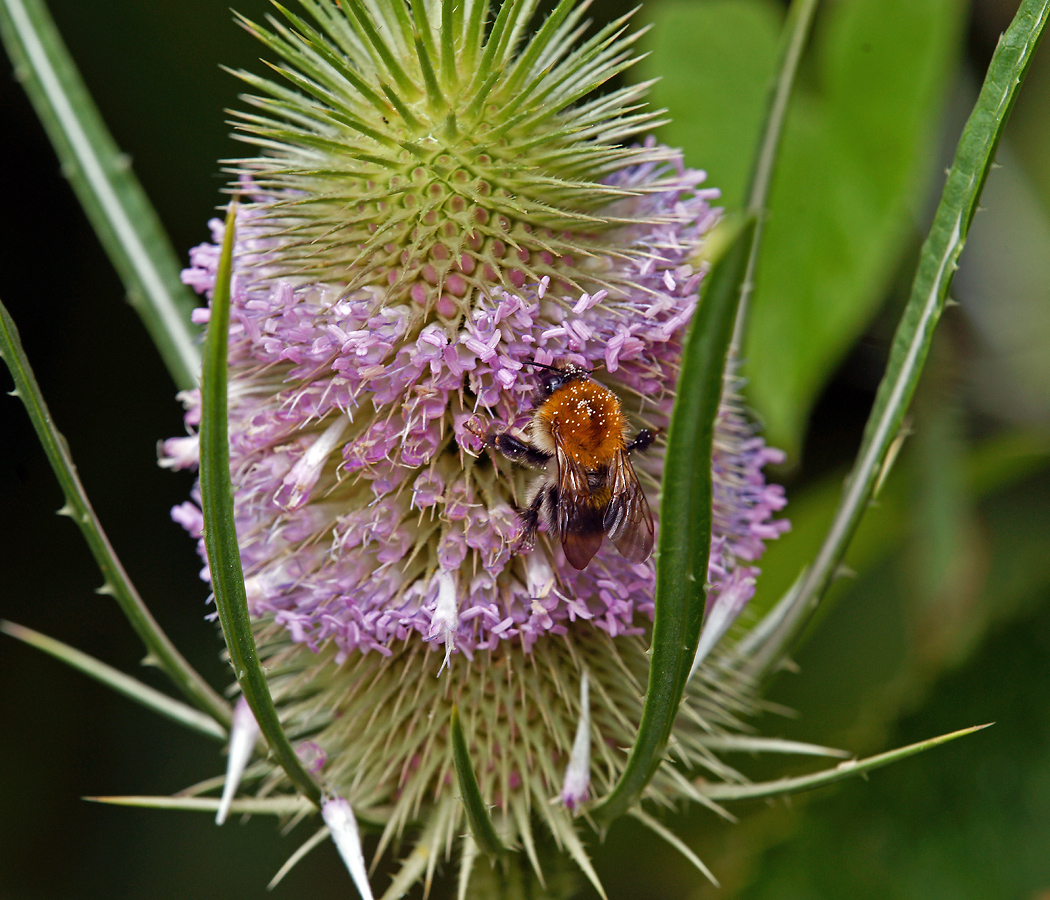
[228,0,674,318]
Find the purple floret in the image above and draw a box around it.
[164,149,787,662]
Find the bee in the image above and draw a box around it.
[472,361,656,570]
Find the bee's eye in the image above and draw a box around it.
[542,373,563,395]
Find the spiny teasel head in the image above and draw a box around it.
[228,0,676,317]
[163,0,791,893]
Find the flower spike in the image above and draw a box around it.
[164,0,789,892]
[322,797,375,900]
[561,669,592,812]
[215,697,260,825]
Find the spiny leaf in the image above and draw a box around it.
[0,299,230,730]
[697,735,850,758]
[698,724,992,801]
[85,795,312,815]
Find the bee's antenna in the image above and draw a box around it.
[523,357,595,375]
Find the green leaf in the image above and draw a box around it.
[644,0,968,455]
[197,203,322,808]
[1,621,225,740]
[744,0,1050,677]
[0,0,202,391]
[449,705,506,858]
[592,216,756,825]
[0,297,231,730]
[698,724,990,801]
[749,0,968,454]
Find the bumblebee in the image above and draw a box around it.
[475,362,655,570]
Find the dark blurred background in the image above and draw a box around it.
[1,1,1048,897]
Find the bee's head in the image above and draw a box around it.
[532,361,589,398]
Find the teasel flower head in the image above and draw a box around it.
[163,0,789,892]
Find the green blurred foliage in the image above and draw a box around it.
[639,0,781,210]
[643,0,966,458]
[728,470,1050,900]
[616,1,1050,896]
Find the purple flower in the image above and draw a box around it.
[162,0,788,891]
[168,172,782,661]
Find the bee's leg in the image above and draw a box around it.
[626,428,658,453]
[516,486,549,551]
[491,432,553,469]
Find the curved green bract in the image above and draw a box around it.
[1,621,225,740]
[590,0,818,826]
[699,724,990,801]
[198,203,323,808]
[0,0,202,390]
[592,217,756,825]
[745,0,1050,678]
[450,705,506,858]
[0,298,230,730]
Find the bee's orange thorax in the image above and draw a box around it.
[535,378,627,469]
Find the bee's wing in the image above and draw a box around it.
[553,435,605,570]
[603,447,655,563]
